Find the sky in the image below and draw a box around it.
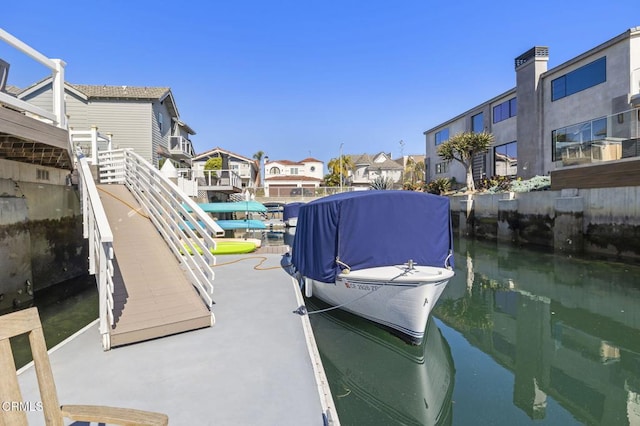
[1,1,638,167]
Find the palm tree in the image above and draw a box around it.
[327,155,353,187]
[253,150,264,187]
[413,160,426,185]
[436,131,493,192]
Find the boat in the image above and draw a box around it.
[186,201,267,214]
[307,297,455,425]
[291,190,454,344]
[215,219,266,230]
[283,202,305,227]
[182,219,266,231]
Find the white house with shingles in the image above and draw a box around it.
[349,152,403,188]
[17,79,195,166]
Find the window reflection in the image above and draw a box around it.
[494,141,517,176]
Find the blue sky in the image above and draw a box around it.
[1,1,638,167]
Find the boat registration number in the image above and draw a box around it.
[343,281,378,291]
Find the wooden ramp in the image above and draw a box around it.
[97,184,212,347]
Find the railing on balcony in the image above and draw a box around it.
[0,28,66,128]
[169,135,195,159]
[195,169,243,191]
[553,108,640,167]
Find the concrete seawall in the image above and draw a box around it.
[0,160,87,311]
[451,186,640,261]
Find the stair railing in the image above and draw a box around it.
[76,154,115,350]
[97,149,225,309]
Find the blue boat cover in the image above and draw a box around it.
[291,190,454,283]
[283,202,305,221]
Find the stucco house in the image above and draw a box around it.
[424,26,640,190]
[264,157,324,197]
[16,78,195,166]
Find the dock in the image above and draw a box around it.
[18,252,337,425]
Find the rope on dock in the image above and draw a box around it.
[211,256,285,271]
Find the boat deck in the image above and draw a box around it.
[97,184,212,347]
[18,253,337,425]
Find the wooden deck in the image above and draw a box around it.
[97,184,212,347]
[550,157,640,190]
[0,106,72,169]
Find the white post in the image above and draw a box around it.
[263,155,269,197]
[339,143,344,192]
[90,126,99,164]
[51,59,66,128]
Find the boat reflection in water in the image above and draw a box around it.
[307,297,455,426]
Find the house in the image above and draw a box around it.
[349,152,403,188]
[264,157,324,197]
[424,26,640,190]
[191,147,259,201]
[16,79,195,166]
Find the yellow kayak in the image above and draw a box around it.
[182,240,257,255]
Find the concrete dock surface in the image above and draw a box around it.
[18,253,338,425]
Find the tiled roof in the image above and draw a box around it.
[69,84,170,99]
[268,159,304,166]
[299,157,324,163]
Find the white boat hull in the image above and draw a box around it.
[305,265,454,344]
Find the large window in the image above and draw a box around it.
[435,162,448,174]
[472,113,484,132]
[493,98,517,123]
[435,128,449,145]
[552,117,607,162]
[494,142,517,176]
[551,57,606,101]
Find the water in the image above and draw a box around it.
[309,236,640,425]
[6,275,98,369]
[7,235,640,425]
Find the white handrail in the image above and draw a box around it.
[97,149,225,308]
[0,28,66,128]
[70,127,112,164]
[76,154,115,350]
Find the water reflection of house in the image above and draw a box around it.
[437,239,640,425]
[425,27,640,190]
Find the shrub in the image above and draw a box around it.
[424,178,452,195]
[510,175,551,192]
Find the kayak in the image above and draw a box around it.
[182,240,257,255]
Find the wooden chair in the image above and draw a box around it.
[0,307,168,425]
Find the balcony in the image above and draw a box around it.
[195,169,243,193]
[169,136,194,160]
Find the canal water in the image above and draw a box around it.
[308,236,640,425]
[6,274,98,369]
[8,235,640,425]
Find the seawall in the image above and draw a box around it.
[0,159,87,311]
[451,186,640,261]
